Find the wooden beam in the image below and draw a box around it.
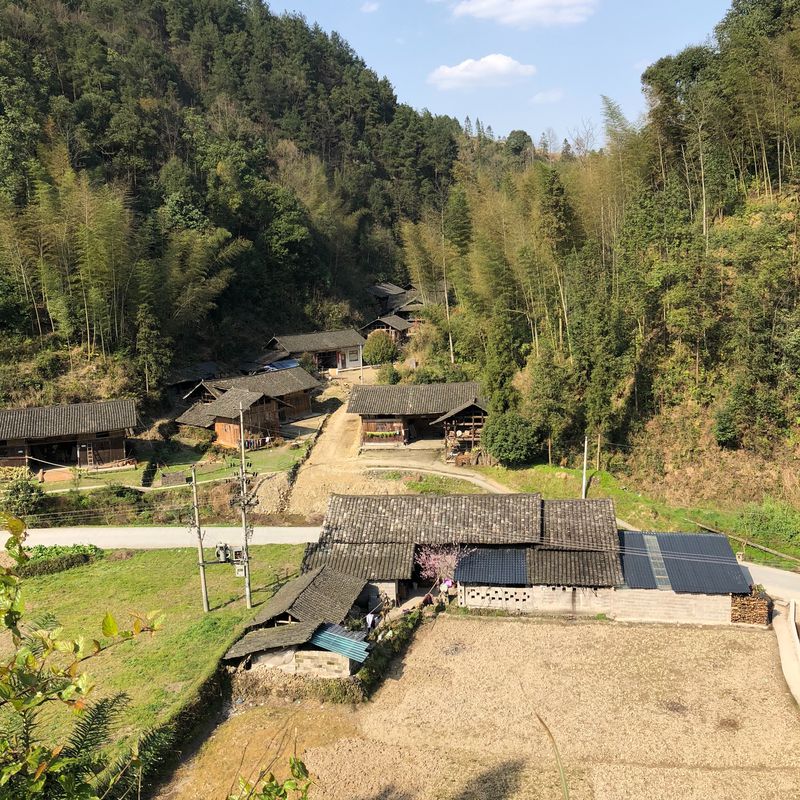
[685,518,800,566]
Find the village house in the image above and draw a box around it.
[358,314,411,345]
[164,361,223,396]
[347,382,487,455]
[0,399,137,473]
[176,366,320,448]
[367,280,449,332]
[222,566,371,678]
[263,330,366,372]
[302,494,754,625]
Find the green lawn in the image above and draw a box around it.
[20,544,304,742]
[41,442,308,493]
[474,463,800,568]
[371,470,485,495]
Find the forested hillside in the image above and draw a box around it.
[0,0,460,400]
[1,0,800,504]
[400,0,800,492]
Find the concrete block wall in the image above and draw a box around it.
[293,649,353,678]
[459,584,733,625]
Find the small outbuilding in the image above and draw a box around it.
[223,566,371,678]
[359,314,412,344]
[0,399,137,471]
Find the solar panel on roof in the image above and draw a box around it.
[654,533,750,595]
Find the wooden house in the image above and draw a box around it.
[367,280,450,333]
[176,366,320,447]
[346,382,486,449]
[266,330,366,371]
[0,399,137,470]
[359,314,411,344]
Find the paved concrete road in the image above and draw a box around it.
[25,526,321,549]
[743,561,800,602]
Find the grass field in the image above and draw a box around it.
[372,470,485,495]
[19,544,304,742]
[41,442,309,493]
[476,463,800,567]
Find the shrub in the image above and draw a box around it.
[482,411,542,467]
[742,498,800,545]
[356,610,421,696]
[33,350,65,380]
[362,331,398,365]
[377,362,400,384]
[2,474,45,517]
[18,552,92,577]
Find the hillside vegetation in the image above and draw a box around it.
[1,0,799,513]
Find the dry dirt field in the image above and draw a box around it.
[156,615,800,800]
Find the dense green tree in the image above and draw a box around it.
[482,412,542,467]
[362,331,398,365]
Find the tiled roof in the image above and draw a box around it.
[248,566,366,628]
[166,361,222,386]
[360,315,412,332]
[269,330,365,354]
[0,399,137,440]
[203,388,266,418]
[542,499,619,551]
[223,620,320,661]
[347,382,483,417]
[322,494,543,546]
[302,540,416,580]
[367,282,406,298]
[527,548,623,587]
[455,548,527,585]
[211,367,320,397]
[432,399,489,425]
[175,403,216,428]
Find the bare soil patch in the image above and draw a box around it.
[307,616,800,799]
[158,616,800,800]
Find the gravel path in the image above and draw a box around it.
[304,615,800,800]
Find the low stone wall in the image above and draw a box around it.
[458,584,733,626]
[251,647,355,678]
[294,650,353,678]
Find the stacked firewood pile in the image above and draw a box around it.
[731,589,772,625]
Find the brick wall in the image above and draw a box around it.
[459,584,733,625]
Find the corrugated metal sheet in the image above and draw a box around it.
[619,531,657,589]
[655,532,750,595]
[310,623,371,662]
[455,548,527,585]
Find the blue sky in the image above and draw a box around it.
[267,0,732,143]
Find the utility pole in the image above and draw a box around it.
[238,402,253,609]
[191,465,210,613]
[359,344,364,384]
[581,435,589,499]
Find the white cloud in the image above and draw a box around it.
[428,54,536,90]
[531,88,564,104]
[452,0,596,27]
[360,1,379,12]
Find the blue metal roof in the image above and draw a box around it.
[455,547,527,585]
[621,532,749,595]
[655,532,750,595]
[619,531,657,589]
[310,623,371,663]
